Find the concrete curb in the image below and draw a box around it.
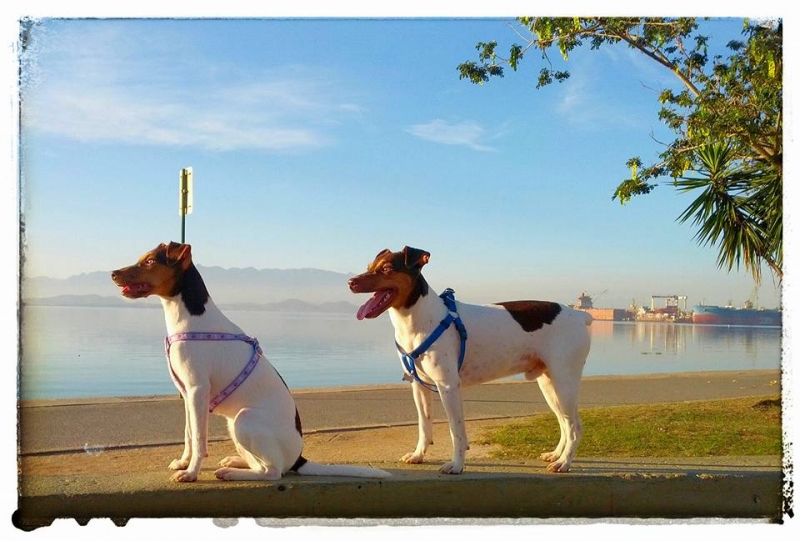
[15,456,785,529]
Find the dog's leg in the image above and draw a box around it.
[170,386,210,482]
[218,419,250,468]
[215,466,282,481]
[536,372,582,473]
[219,444,250,469]
[401,382,434,464]
[536,376,567,463]
[219,455,249,469]
[169,396,193,471]
[435,381,469,474]
[214,408,288,481]
[215,444,282,482]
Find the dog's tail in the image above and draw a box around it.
[295,457,391,478]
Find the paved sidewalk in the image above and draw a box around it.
[15,370,786,529]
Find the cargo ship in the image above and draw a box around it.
[692,304,781,326]
[572,291,633,321]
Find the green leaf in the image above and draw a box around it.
[458,17,782,281]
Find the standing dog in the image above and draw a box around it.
[111,242,390,482]
[348,246,592,474]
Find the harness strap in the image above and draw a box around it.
[164,332,262,413]
[396,288,468,392]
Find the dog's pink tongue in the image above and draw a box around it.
[356,293,383,320]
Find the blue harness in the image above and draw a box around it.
[396,288,468,392]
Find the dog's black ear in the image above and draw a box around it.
[403,246,430,270]
[166,242,193,270]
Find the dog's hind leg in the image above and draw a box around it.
[215,464,282,481]
[218,445,250,469]
[536,372,582,473]
[218,418,252,468]
[214,408,298,481]
[401,382,435,465]
[215,463,282,481]
[218,455,249,469]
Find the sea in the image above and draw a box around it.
[17,305,784,401]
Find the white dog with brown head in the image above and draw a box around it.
[349,246,592,474]
[112,242,390,482]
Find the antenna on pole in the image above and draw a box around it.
[179,167,193,243]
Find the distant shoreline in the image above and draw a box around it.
[20,297,784,325]
[21,295,360,314]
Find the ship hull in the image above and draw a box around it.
[692,305,781,326]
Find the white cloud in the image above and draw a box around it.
[406,119,497,152]
[556,78,590,116]
[553,65,650,131]
[19,22,365,152]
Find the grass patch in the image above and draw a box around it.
[478,395,782,459]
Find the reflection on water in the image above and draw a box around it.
[19,306,782,400]
[585,321,781,376]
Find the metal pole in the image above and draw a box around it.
[179,167,192,244]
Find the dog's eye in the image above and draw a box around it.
[143,258,156,267]
[381,264,393,275]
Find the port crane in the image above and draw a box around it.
[650,295,688,311]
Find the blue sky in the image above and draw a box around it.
[11,13,787,313]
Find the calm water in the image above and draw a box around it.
[18,305,783,401]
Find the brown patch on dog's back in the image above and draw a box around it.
[496,301,562,332]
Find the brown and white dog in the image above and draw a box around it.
[348,246,593,474]
[111,242,390,482]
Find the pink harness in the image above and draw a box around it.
[164,332,262,413]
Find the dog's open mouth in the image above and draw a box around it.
[119,282,153,298]
[356,289,397,320]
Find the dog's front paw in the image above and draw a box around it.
[169,458,190,470]
[439,461,464,475]
[400,451,425,464]
[170,469,199,482]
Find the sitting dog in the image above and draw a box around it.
[348,246,592,474]
[111,242,390,482]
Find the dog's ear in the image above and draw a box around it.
[166,242,193,270]
[402,246,430,270]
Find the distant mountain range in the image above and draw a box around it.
[21,265,363,313]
